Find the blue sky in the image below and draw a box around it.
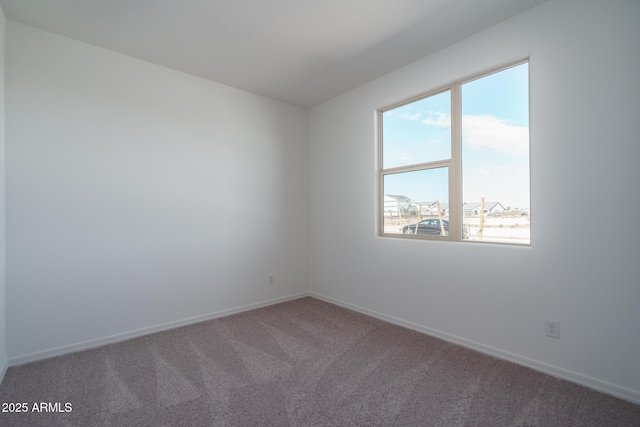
[382,62,530,209]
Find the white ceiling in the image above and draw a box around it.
[0,0,546,108]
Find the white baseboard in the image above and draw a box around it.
[310,292,640,405]
[8,292,310,367]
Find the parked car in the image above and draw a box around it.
[403,219,468,238]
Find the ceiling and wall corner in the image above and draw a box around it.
[0,0,547,108]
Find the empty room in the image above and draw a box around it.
[0,0,639,425]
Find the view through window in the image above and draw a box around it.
[379,61,530,244]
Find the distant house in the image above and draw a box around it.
[463,201,505,216]
[383,195,414,217]
[384,196,450,217]
[415,201,448,216]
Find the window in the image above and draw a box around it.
[379,61,530,245]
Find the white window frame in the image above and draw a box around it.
[378,59,530,244]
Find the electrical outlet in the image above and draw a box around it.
[545,319,559,338]
[268,275,275,286]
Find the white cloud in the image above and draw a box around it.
[462,115,529,157]
[391,110,528,177]
[421,112,451,127]
[407,112,528,157]
[385,149,411,163]
[424,139,442,146]
[400,110,451,126]
[401,111,423,121]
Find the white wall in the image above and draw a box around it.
[5,22,308,361]
[309,0,640,402]
[0,7,7,379]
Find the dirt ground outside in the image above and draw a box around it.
[384,214,530,244]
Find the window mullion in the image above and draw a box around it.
[450,84,462,241]
[381,160,451,176]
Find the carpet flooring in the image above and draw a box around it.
[0,297,638,426]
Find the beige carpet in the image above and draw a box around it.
[0,297,638,426]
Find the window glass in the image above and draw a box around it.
[382,167,448,235]
[382,90,451,169]
[461,63,530,244]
